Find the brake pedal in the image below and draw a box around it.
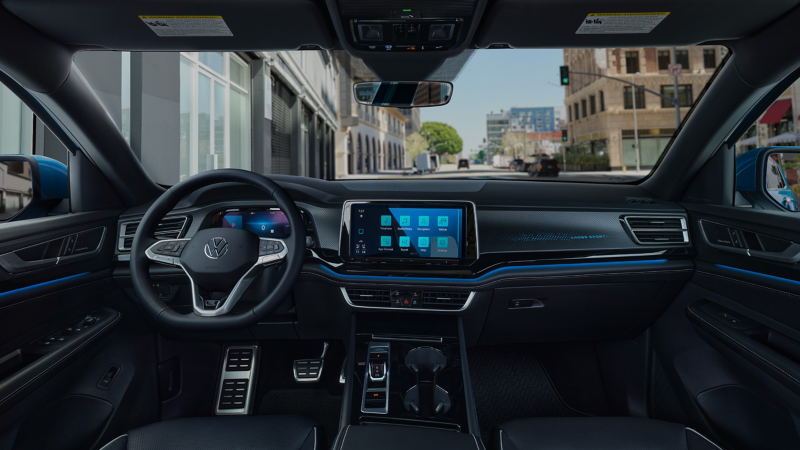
[294,341,328,383]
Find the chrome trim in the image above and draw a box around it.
[338,200,479,261]
[560,250,668,260]
[145,237,288,317]
[622,215,689,245]
[340,287,475,312]
[118,215,189,252]
[309,249,343,267]
[215,345,259,416]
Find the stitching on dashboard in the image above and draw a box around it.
[0,278,109,312]
[300,268,693,290]
[0,313,121,406]
[695,270,800,300]
[688,309,800,385]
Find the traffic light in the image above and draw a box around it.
[560,66,570,85]
[561,129,568,142]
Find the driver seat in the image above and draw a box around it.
[99,415,320,450]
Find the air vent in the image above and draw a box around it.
[118,216,189,251]
[623,216,689,245]
[344,288,391,307]
[422,291,471,309]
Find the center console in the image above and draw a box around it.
[340,313,478,448]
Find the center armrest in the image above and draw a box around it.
[336,424,483,450]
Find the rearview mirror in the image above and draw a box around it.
[0,155,68,221]
[353,81,453,107]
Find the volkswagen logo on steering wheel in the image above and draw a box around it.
[204,237,229,259]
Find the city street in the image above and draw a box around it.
[342,163,649,181]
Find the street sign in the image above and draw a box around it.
[668,63,682,77]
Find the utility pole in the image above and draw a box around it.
[632,73,641,172]
[671,47,681,129]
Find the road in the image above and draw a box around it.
[342,163,649,182]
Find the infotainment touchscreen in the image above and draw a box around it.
[342,202,478,263]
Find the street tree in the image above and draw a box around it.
[420,122,463,155]
[404,132,429,159]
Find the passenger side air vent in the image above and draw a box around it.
[344,288,391,307]
[422,291,471,309]
[118,216,189,251]
[623,216,689,245]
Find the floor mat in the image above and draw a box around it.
[468,346,580,445]
[258,389,342,448]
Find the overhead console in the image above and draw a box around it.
[340,201,478,266]
[334,0,480,53]
[352,18,463,52]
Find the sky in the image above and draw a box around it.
[421,49,565,154]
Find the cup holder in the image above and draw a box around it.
[404,346,447,376]
[403,347,451,416]
[403,384,451,415]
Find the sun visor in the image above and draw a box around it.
[1,0,335,50]
[475,0,799,48]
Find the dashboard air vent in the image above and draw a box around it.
[422,291,471,309]
[344,288,391,307]
[623,216,689,245]
[118,216,189,251]
[625,197,658,205]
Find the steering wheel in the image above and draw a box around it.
[130,169,305,331]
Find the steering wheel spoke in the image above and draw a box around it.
[145,238,190,267]
[258,238,289,266]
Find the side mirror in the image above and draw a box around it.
[0,155,68,221]
[736,147,800,211]
[353,81,453,107]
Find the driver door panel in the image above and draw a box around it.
[0,211,120,418]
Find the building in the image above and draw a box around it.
[60,50,341,186]
[508,106,564,133]
[735,79,800,154]
[486,110,510,154]
[563,46,726,170]
[486,106,564,154]
[399,108,421,135]
[336,102,408,177]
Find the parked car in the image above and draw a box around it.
[528,156,560,177]
[508,158,526,172]
[457,159,470,169]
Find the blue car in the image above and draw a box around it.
[736,147,797,211]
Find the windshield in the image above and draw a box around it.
[68,47,725,185]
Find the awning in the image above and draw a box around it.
[738,136,758,146]
[760,98,792,124]
[768,131,800,144]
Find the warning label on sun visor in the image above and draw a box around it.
[139,16,233,37]
[576,12,669,34]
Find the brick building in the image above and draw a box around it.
[564,46,727,170]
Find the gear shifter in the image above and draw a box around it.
[369,361,386,382]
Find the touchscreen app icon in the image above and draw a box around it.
[380,236,391,247]
[419,216,430,226]
[399,216,411,226]
[418,237,429,247]
[399,236,410,247]
[437,216,449,227]
[380,215,391,226]
[437,237,448,248]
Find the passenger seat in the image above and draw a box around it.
[492,417,722,450]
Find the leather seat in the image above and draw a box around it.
[492,417,722,450]
[100,415,319,450]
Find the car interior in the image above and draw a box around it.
[3,0,800,449]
